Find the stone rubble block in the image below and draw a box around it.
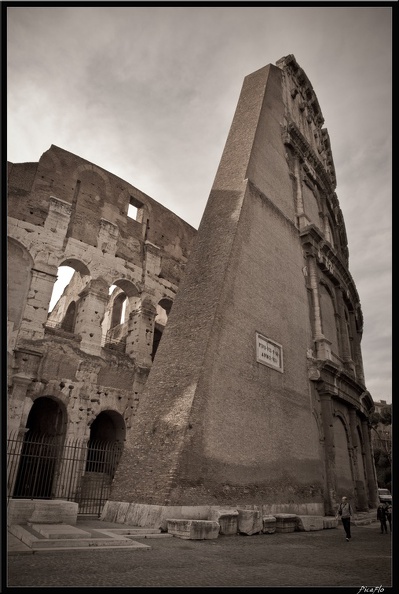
[237,509,263,535]
[323,516,339,529]
[167,519,220,540]
[209,508,239,535]
[27,500,78,525]
[115,502,130,524]
[100,500,120,523]
[295,515,324,531]
[262,515,277,534]
[274,513,297,533]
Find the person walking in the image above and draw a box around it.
[336,496,353,541]
[383,502,391,533]
[377,503,388,533]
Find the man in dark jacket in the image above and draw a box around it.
[377,503,388,533]
[336,496,353,541]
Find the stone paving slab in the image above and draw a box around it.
[8,524,151,552]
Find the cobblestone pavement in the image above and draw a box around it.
[6,522,393,589]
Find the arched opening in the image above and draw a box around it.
[61,301,76,332]
[102,279,140,351]
[47,259,90,329]
[110,292,127,328]
[13,397,65,499]
[151,298,173,361]
[86,411,125,473]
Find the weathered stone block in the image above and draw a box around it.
[167,519,220,540]
[274,513,297,533]
[237,509,263,535]
[8,499,78,525]
[209,508,239,535]
[323,516,339,529]
[262,515,276,534]
[295,515,324,531]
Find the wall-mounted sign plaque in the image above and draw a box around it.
[256,332,283,373]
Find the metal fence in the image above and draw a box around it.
[7,431,123,516]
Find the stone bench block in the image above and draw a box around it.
[262,515,277,534]
[274,513,297,533]
[323,516,339,529]
[237,509,263,535]
[209,509,239,535]
[8,499,78,526]
[295,515,324,531]
[167,519,220,540]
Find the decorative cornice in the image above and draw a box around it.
[300,224,362,316]
[283,120,336,192]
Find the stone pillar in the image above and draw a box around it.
[349,311,365,385]
[126,299,157,367]
[319,390,337,515]
[74,279,108,356]
[361,419,379,508]
[348,408,368,510]
[307,256,332,360]
[294,158,310,229]
[7,349,42,499]
[44,195,72,236]
[17,265,58,342]
[336,288,356,374]
[97,218,119,256]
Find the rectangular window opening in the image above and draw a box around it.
[128,196,144,223]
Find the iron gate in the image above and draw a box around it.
[7,431,123,516]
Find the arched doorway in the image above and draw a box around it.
[13,397,65,498]
[80,411,125,515]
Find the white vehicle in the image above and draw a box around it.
[378,488,392,503]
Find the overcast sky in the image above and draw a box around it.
[7,5,392,404]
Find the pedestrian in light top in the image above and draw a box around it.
[336,496,353,541]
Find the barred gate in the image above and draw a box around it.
[7,432,123,516]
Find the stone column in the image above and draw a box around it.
[44,195,72,237]
[319,390,337,515]
[74,279,109,356]
[336,288,356,374]
[348,408,368,510]
[349,311,365,385]
[294,158,310,229]
[17,265,58,342]
[97,219,119,256]
[308,256,332,360]
[361,419,379,508]
[7,348,42,498]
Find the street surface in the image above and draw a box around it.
[7,522,392,589]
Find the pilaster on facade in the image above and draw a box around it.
[75,280,109,356]
[348,407,368,510]
[306,253,325,342]
[44,195,73,238]
[143,241,161,280]
[318,391,337,515]
[97,218,119,255]
[126,298,157,366]
[361,418,379,508]
[293,157,311,230]
[336,287,356,375]
[17,267,58,342]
